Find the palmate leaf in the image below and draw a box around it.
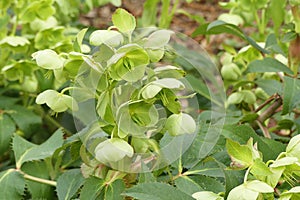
[13,128,64,168]
[123,182,194,200]
[56,169,85,200]
[0,169,26,200]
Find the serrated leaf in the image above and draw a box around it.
[246,58,293,74]
[112,8,136,34]
[22,161,54,199]
[0,114,16,155]
[105,179,126,200]
[123,182,194,200]
[222,125,286,161]
[0,169,26,200]
[14,129,64,168]
[57,169,85,200]
[80,176,105,200]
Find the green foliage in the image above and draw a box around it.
[1,0,300,199]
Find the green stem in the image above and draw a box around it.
[244,166,251,183]
[254,11,264,36]
[159,0,171,28]
[10,16,18,36]
[18,170,57,186]
[60,86,77,94]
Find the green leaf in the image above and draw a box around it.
[123,182,194,200]
[246,58,293,74]
[227,181,273,200]
[7,105,41,136]
[0,114,16,155]
[192,191,224,200]
[192,20,268,53]
[222,125,286,161]
[112,8,136,34]
[105,179,126,200]
[22,161,54,199]
[226,139,253,168]
[0,36,30,47]
[218,13,243,26]
[270,157,298,167]
[57,169,85,200]
[286,134,300,157]
[282,76,300,114]
[191,175,225,194]
[13,129,64,168]
[89,30,123,47]
[182,124,223,167]
[165,113,196,136]
[187,156,225,177]
[80,177,105,200]
[222,168,244,198]
[0,170,26,199]
[32,49,64,70]
[74,28,88,52]
[245,180,273,193]
[175,176,203,196]
[227,184,258,200]
[250,159,272,176]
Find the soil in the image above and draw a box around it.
[79,0,231,54]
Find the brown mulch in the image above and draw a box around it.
[79,0,233,54]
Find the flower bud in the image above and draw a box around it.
[221,63,241,81]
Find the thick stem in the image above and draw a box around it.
[252,95,282,130]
